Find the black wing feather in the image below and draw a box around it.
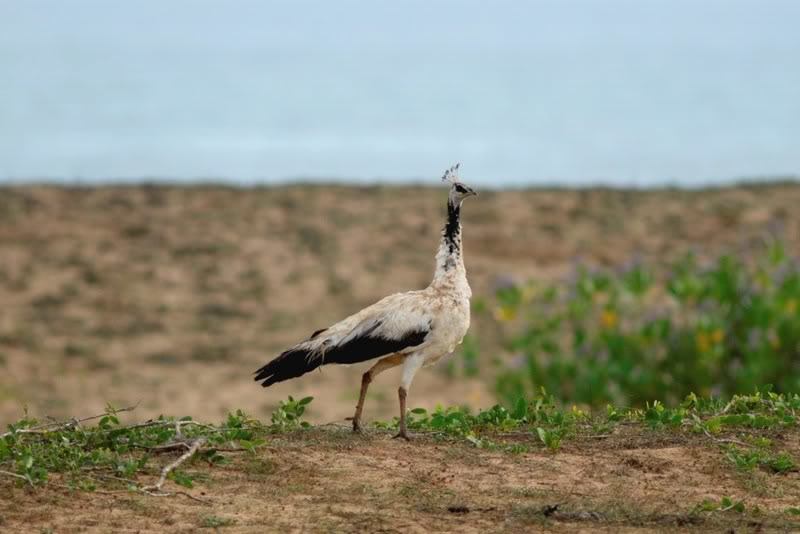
[254,323,428,387]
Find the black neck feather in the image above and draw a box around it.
[444,199,461,255]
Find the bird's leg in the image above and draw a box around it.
[392,386,410,441]
[392,354,424,441]
[352,371,372,433]
[351,354,404,433]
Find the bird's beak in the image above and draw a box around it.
[469,189,478,197]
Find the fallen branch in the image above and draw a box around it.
[165,490,212,504]
[138,442,250,454]
[0,404,139,439]
[0,469,33,487]
[112,419,222,435]
[140,442,193,454]
[76,469,212,503]
[142,437,206,495]
[700,428,750,448]
[205,446,249,453]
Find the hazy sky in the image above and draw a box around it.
[1,0,799,185]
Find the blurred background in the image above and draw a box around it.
[1,1,798,425]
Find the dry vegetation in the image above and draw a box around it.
[1,183,800,426]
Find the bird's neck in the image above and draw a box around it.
[431,199,468,291]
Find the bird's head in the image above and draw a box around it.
[442,163,478,205]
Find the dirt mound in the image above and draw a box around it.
[2,425,798,533]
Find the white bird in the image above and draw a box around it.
[254,164,477,439]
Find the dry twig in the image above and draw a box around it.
[0,404,139,439]
[0,469,33,486]
[142,437,206,496]
[700,428,750,447]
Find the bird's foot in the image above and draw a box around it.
[392,429,411,441]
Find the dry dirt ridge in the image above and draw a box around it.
[2,425,799,533]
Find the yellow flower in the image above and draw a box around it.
[696,332,711,353]
[493,306,517,322]
[710,329,724,344]
[785,299,797,314]
[600,310,618,329]
[571,405,587,419]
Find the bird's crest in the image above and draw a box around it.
[441,163,461,185]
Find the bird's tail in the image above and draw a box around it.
[253,346,321,387]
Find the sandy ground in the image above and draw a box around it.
[1,183,799,426]
[2,425,799,533]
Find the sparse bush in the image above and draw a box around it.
[0,400,312,490]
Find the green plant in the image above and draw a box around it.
[0,402,278,492]
[535,427,562,450]
[489,241,800,407]
[201,515,236,528]
[375,390,584,451]
[460,334,480,377]
[725,445,795,474]
[643,401,685,429]
[270,395,313,431]
[695,496,746,514]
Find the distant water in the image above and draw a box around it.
[1,0,799,187]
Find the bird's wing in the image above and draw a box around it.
[254,292,432,387]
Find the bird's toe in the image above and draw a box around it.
[392,431,411,441]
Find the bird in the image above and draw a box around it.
[253,164,477,440]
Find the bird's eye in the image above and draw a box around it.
[454,184,467,193]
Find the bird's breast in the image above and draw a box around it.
[434,297,471,344]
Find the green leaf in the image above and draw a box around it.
[511,398,528,421]
[169,470,195,488]
[536,427,547,445]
